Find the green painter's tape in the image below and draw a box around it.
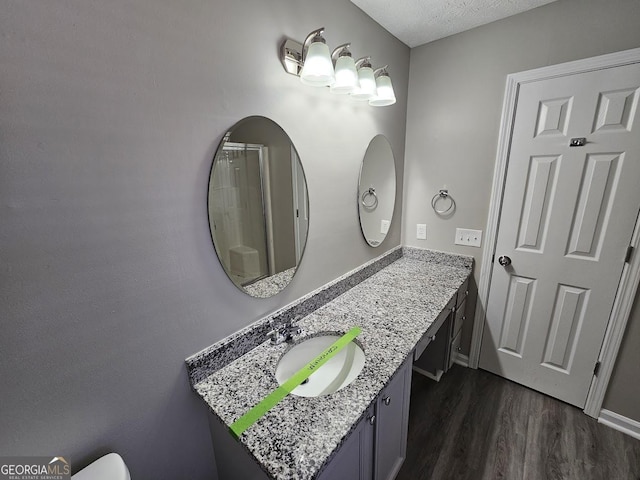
[229,326,362,438]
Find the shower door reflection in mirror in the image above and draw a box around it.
[210,143,270,284]
[208,117,309,298]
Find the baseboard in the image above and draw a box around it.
[453,352,469,368]
[598,409,640,441]
[413,366,444,382]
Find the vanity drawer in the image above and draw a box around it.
[453,297,466,338]
[456,277,469,309]
[449,329,462,369]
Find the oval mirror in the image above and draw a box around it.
[357,135,396,247]
[208,116,309,297]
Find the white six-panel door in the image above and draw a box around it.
[480,63,640,408]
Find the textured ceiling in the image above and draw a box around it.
[350,0,560,47]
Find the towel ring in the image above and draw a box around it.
[361,187,378,209]
[431,189,456,215]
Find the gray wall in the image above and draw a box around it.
[403,0,640,420]
[604,294,640,419]
[0,1,409,478]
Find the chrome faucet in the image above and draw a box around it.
[267,318,302,345]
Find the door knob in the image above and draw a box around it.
[498,255,512,266]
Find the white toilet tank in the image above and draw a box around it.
[72,453,131,480]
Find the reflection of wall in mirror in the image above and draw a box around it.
[231,123,296,275]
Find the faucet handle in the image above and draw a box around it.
[267,327,285,345]
[287,316,303,335]
[267,319,289,345]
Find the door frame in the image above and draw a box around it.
[468,47,640,418]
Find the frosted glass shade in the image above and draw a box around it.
[300,41,335,87]
[369,75,396,106]
[350,66,376,100]
[330,55,358,94]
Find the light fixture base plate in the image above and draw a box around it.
[281,39,304,76]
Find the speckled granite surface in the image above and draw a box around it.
[244,267,296,298]
[187,247,472,480]
[186,246,402,385]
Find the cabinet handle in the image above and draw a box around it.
[383,396,391,406]
[368,415,376,425]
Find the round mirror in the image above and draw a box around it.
[208,116,309,297]
[357,135,396,247]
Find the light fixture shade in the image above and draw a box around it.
[351,66,376,100]
[330,55,358,94]
[369,74,396,106]
[300,41,335,87]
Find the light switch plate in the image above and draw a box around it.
[417,224,427,240]
[455,228,482,247]
[380,219,390,234]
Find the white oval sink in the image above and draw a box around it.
[275,335,365,397]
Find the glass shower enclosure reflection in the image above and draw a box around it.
[209,142,270,286]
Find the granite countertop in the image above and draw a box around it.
[191,250,472,480]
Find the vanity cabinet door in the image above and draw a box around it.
[374,357,412,480]
[317,406,374,480]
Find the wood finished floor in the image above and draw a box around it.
[396,365,640,480]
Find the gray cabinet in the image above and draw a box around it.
[317,406,374,480]
[414,275,470,380]
[413,296,455,380]
[374,357,412,480]
[210,358,412,480]
[210,408,374,480]
[319,357,413,480]
[449,281,468,369]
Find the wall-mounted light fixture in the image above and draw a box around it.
[369,66,396,106]
[299,28,335,87]
[330,44,358,94]
[280,28,396,107]
[350,57,376,101]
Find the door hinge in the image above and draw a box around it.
[625,245,634,264]
[296,208,299,218]
[593,361,601,376]
[492,254,495,264]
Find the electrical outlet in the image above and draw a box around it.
[380,219,390,234]
[417,224,427,240]
[455,228,482,247]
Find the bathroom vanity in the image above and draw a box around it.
[186,247,472,480]
[413,274,469,380]
[315,356,412,480]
